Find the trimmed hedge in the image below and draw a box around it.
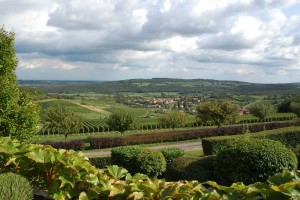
[90,137,124,149]
[214,138,298,185]
[90,121,300,149]
[111,146,142,174]
[0,173,33,200]
[160,148,184,165]
[165,156,215,182]
[43,139,85,151]
[136,149,166,177]
[89,157,111,169]
[202,126,300,155]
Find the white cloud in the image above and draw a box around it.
[0,0,299,83]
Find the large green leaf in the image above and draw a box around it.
[26,146,56,163]
[106,165,128,179]
[268,170,300,186]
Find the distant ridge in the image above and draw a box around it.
[18,78,300,95]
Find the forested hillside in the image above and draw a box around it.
[19,78,300,95]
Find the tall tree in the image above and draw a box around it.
[107,111,133,136]
[0,27,39,141]
[196,100,240,128]
[247,101,275,121]
[158,110,188,129]
[44,107,83,142]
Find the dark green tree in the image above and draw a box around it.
[247,101,275,121]
[0,27,39,141]
[107,111,133,136]
[158,110,188,129]
[278,98,292,113]
[196,100,240,128]
[290,96,300,117]
[44,108,83,141]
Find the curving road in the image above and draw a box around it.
[84,141,203,158]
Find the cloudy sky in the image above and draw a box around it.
[1,0,300,83]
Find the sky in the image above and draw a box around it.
[1,0,300,83]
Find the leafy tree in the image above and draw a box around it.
[0,27,39,141]
[107,111,133,136]
[278,98,292,113]
[247,101,275,121]
[290,96,300,117]
[196,100,240,128]
[158,110,188,129]
[44,108,83,141]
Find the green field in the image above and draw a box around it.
[39,99,165,124]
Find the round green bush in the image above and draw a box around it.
[0,172,33,200]
[89,156,111,169]
[136,149,166,177]
[111,145,142,174]
[165,156,215,182]
[160,147,184,165]
[214,138,298,185]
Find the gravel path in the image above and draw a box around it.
[84,141,203,158]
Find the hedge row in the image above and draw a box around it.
[90,120,300,149]
[202,126,300,155]
[43,140,85,151]
[39,115,296,135]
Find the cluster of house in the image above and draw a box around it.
[131,96,249,115]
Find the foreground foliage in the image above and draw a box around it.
[0,136,300,199]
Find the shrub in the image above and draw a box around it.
[160,148,184,165]
[165,156,215,182]
[89,156,111,169]
[214,138,298,185]
[202,126,300,155]
[0,172,33,200]
[135,149,166,177]
[43,139,85,151]
[90,137,125,149]
[111,146,142,174]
